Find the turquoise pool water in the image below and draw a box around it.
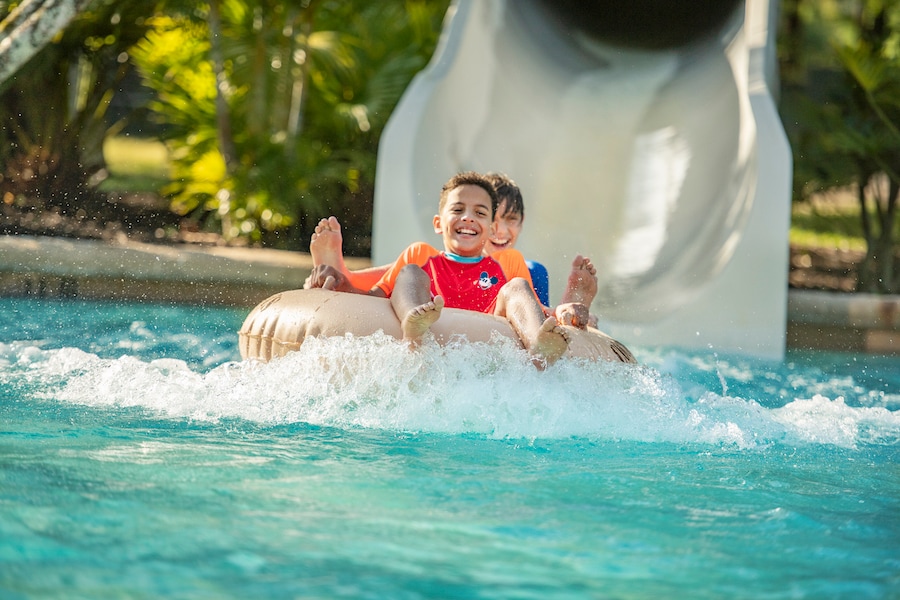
[1,297,898,599]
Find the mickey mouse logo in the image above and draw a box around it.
[478,271,499,290]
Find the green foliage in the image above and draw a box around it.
[779,0,900,292]
[130,15,221,216]
[131,0,450,248]
[790,194,869,251]
[0,0,161,207]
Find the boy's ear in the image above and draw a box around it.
[432,214,442,234]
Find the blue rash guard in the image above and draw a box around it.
[526,259,549,306]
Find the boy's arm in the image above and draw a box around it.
[555,302,591,329]
[305,264,390,291]
[347,265,391,290]
[308,265,387,297]
[311,242,437,297]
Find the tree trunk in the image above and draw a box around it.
[877,178,898,293]
[0,0,92,86]
[286,2,317,162]
[207,0,238,171]
[285,17,311,162]
[858,174,900,293]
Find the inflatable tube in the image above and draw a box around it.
[239,289,636,364]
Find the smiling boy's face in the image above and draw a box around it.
[433,184,493,257]
[485,200,523,254]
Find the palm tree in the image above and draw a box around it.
[132,0,449,249]
[0,0,160,209]
[0,0,94,85]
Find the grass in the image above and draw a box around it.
[99,136,170,193]
[789,185,900,253]
[790,201,867,251]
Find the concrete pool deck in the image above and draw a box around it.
[1,234,897,355]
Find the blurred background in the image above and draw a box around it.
[0,0,897,295]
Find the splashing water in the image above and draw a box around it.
[1,298,898,598]
[8,328,896,449]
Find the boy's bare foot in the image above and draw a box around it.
[528,316,570,368]
[400,295,445,345]
[310,216,349,275]
[561,254,598,306]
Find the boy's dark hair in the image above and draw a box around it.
[440,171,500,216]
[485,172,524,218]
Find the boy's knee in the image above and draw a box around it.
[397,264,428,282]
[501,277,532,296]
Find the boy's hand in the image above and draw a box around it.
[308,265,349,292]
[555,302,590,330]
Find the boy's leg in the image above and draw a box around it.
[556,254,598,329]
[390,264,444,345]
[309,217,349,276]
[494,278,570,368]
[560,254,598,306]
[305,216,389,290]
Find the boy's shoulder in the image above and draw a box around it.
[405,241,439,253]
[490,248,531,277]
[490,248,527,264]
[396,241,441,264]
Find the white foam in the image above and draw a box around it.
[772,394,900,447]
[9,337,898,449]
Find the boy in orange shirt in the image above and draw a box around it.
[307,171,576,367]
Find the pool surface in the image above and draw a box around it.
[2,298,898,598]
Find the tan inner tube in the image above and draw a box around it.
[239,289,636,364]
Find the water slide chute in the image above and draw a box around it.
[372,0,791,358]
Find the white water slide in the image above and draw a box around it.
[372,0,792,358]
